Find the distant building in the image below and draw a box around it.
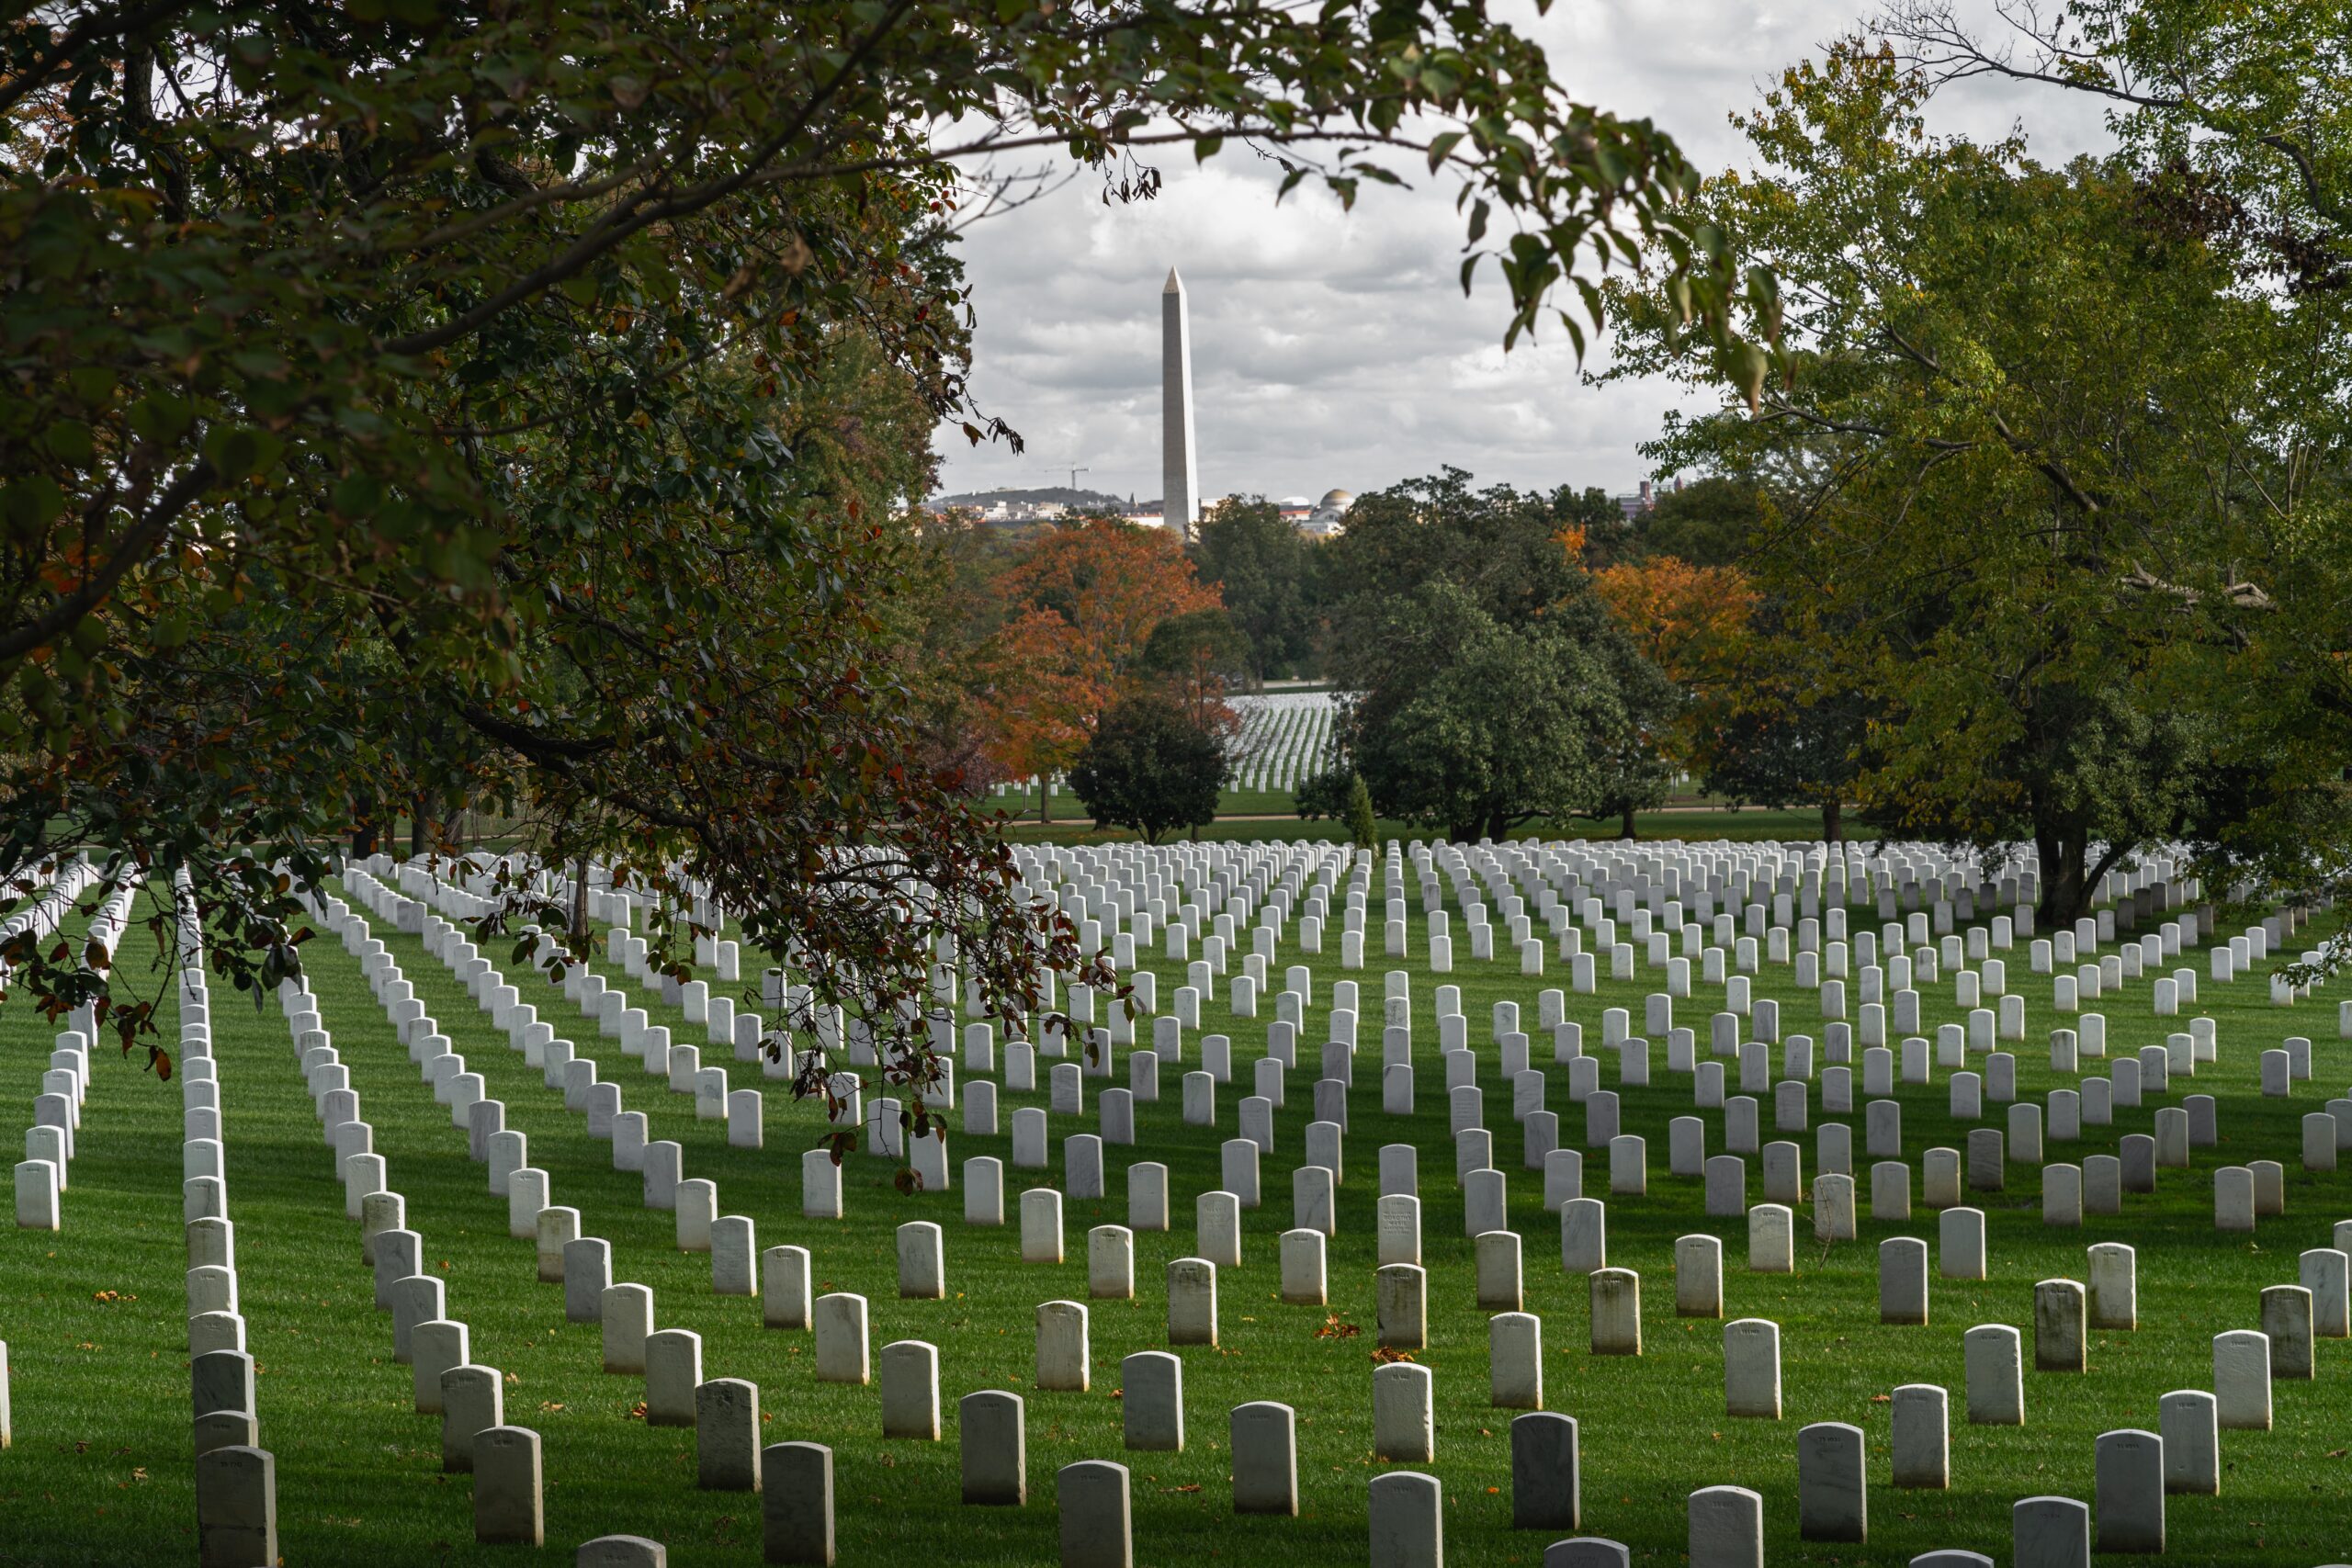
[1300,488,1353,539]
[1611,477,1683,523]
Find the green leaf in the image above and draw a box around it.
[43,421,94,468]
[333,472,385,518]
[203,427,284,482]
[128,394,196,446]
[0,477,66,536]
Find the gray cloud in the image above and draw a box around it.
[933,1,2114,505]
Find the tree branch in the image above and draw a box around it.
[2117,564,2274,612]
[0,457,214,666]
[382,0,922,358]
[0,0,192,118]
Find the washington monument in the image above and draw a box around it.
[1161,267,1198,534]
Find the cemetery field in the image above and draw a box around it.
[4,850,2350,1566]
[1000,807,1835,848]
[989,781,1306,823]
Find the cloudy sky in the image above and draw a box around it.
[931,0,2112,505]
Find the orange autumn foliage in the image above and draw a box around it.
[1593,557,1758,690]
[978,519,1223,788]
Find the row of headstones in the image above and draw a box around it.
[973,919,2265,1166]
[973,841,2182,1001]
[0,838,139,1450]
[933,978,2286,1207]
[814,1000,2318,1291]
[1021,851,2211,1161]
[337,869,773,1146]
[316,886,785,1312]
[944,1025,2264,1238]
[269,893,729,1554]
[0,852,87,1234]
[1024,833,2028,943]
[865,1134,2352,1393]
[193,1424,553,1561]
[182,956,271,1446]
[25,893,561,1568]
[11,875,138,1230]
[346,871,957,1299]
[163,920,327,1568]
[332,874,760,1194]
[0,853,97,962]
[318,871,1067,1537]
[818,1091,2352,1389]
[1227,693,1336,790]
[191,931,470,1472]
[405,884,776,1147]
[329,894,1107,1565]
[796,1100,2286,1304]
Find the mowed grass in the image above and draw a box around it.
[0,861,2348,1566]
[988,783,1308,822]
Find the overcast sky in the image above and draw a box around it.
[930,0,2113,505]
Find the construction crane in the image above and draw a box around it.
[1059,465,1091,492]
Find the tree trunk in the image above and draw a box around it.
[1620,802,1637,840]
[2036,822,2088,927]
[1038,777,1052,826]
[409,795,427,857]
[1822,797,1843,843]
[570,853,592,949]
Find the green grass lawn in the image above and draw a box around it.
[3,856,2347,1566]
[986,783,1308,823]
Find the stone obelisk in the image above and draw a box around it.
[1161,267,1199,535]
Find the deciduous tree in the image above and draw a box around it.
[977,520,1221,819]
[1612,41,2333,919]
[1190,498,1324,678]
[1069,694,1227,843]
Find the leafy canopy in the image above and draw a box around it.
[1611,40,2341,916]
[0,0,1770,1085]
[1069,693,1227,845]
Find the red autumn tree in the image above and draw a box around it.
[978,520,1224,821]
